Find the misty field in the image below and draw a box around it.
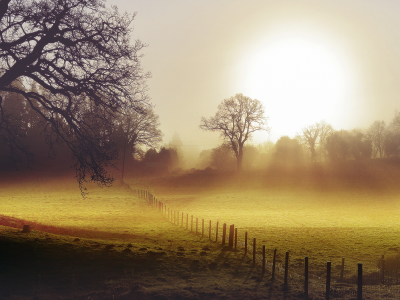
[1,163,400,299]
[144,171,400,272]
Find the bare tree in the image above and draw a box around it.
[298,124,320,163]
[367,120,386,158]
[114,106,162,181]
[297,120,334,163]
[200,93,269,171]
[383,112,400,157]
[0,0,150,192]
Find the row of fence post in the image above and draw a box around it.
[138,188,368,300]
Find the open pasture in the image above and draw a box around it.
[145,170,400,274]
[1,166,400,299]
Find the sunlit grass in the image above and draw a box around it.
[142,171,400,273]
[1,168,399,281]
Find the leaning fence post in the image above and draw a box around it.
[357,263,362,300]
[216,221,219,242]
[340,257,345,282]
[234,228,237,251]
[253,238,256,266]
[229,225,234,249]
[272,248,277,280]
[305,256,309,299]
[284,251,289,290]
[262,245,266,275]
[326,261,331,300]
[245,231,248,255]
[222,223,226,246]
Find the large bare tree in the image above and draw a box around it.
[200,93,268,171]
[114,106,162,181]
[0,0,150,191]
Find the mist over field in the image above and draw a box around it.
[1,0,400,299]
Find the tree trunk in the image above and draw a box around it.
[121,143,126,182]
[237,147,243,171]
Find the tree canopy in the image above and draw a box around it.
[200,93,268,171]
[0,0,150,192]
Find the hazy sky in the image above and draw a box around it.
[109,0,400,156]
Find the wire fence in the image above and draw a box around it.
[134,188,400,300]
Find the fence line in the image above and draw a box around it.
[134,188,400,300]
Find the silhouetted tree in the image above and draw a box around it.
[325,130,351,161]
[298,124,320,163]
[317,121,334,161]
[169,132,184,168]
[0,0,150,191]
[200,94,269,171]
[348,130,372,159]
[114,106,162,181]
[325,130,371,161]
[142,147,179,173]
[297,120,334,163]
[367,120,386,158]
[210,143,236,171]
[383,112,400,157]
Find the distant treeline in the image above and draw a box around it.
[2,83,399,176]
[197,115,400,172]
[0,83,178,176]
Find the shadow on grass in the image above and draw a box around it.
[0,215,133,239]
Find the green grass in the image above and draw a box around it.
[0,163,399,299]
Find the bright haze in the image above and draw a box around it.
[110,0,400,150]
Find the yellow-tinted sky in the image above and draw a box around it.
[110,0,400,153]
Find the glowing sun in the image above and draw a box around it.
[238,31,356,140]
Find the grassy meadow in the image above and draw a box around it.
[0,159,400,299]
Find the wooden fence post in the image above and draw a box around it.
[326,261,331,300]
[253,238,256,266]
[181,212,183,227]
[305,256,308,299]
[177,211,179,225]
[191,215,193,232]
[209,220,211,240]
[262,245,265,275]
[222,223,227,246]
[196,217,198,234]
[284,251,289,290]
[216,221,219,242]
[245,231,247,255]
[272,248,277,280]
[340,257,345,282]
[234,228,237,251]
[357,263,362,300]
[202,219,204,237]
[229,225,234,249]
[381,256,385,284]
